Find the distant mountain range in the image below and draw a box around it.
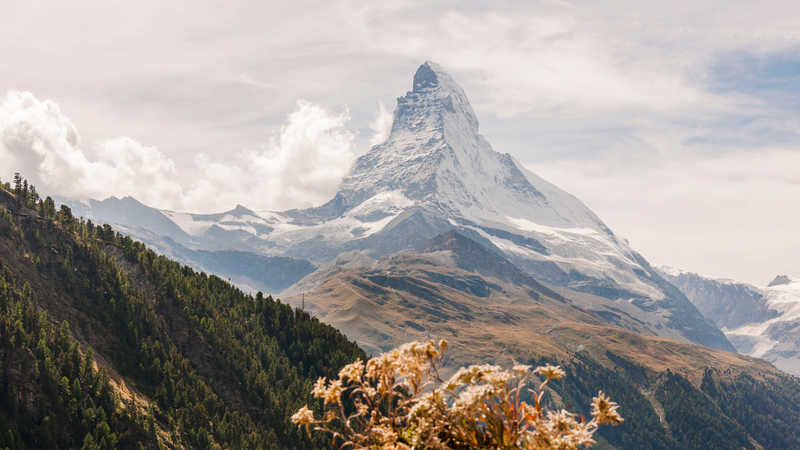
[58,62,732,353]
[661,268,800,376]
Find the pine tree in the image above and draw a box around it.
[13,172,22,194]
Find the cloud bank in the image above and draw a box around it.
[0,91,356,212]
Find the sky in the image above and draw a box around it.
[1,0,799,285]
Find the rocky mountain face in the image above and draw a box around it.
[59,62,733,353]
[662,268,800,376]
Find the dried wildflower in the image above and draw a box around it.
[513,363,532,375]
[546,409,579,435]
[338,359,364,382]
[290,405,315,433]
[324,379,343,405]
[591,391,624,425]
[311,377,327,398]
[371,425,400,445]
[453,384,494,412]
[291,340,620,449]
[535,364,566,380]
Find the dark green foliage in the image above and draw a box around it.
[542,353,676,450]
[532,351,800,450]
[0,177,366,448]
[0,272,151,449]
[701,369,800,448]
[655,370,752,449]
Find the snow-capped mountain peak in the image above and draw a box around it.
[769,274,794,287]
[333,62,608,232]
[399,61,479,135]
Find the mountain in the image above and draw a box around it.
[58,62,733,352]
[284,230,800,448]
[0,187,364,449]
[59,195,193,245]
[59,196,315,294]
[662,268,800,376]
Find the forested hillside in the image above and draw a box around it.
[0,176,365,449]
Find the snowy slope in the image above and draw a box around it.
[663,269,800,376]
[725,276,800,375]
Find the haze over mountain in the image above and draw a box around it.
[60,62,732,353]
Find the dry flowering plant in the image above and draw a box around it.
[291,339,622,449]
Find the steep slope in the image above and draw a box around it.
[0,189,364,449]
[58,196,315,295]
[663,268,800,376]
[60,195,193,245]
[286,231,800,449]
[57,62,733,352]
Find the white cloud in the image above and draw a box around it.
[185,100,356,211]
[356,6,726,117]
[93,136,184,208]
[369,101,393,147]
[0,91,356,212]
[0,91,182,205]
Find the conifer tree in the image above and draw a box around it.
[13,172,22,194]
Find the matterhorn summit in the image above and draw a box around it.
[321,62,610,231]
[283,62,658,297]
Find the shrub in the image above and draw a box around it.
[292,340,622,449]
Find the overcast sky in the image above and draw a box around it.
[2,1,799,285]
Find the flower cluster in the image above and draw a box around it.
[291,340,622,449]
